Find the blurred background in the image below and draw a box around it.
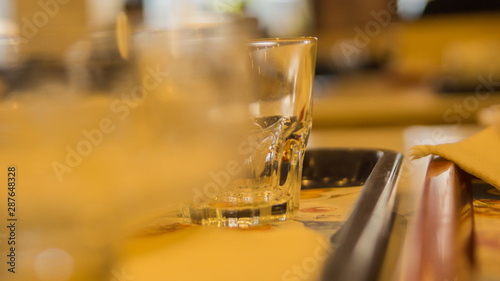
[1,0,500,128]
[1,2,499,280]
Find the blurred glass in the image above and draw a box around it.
[0,17,248,281]
[179,37,317,227]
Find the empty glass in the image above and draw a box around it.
[179,37,318,227]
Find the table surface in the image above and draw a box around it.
[118,124,484,281]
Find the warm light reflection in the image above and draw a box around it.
[115,11,130,60]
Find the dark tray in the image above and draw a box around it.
[300,148,403,281]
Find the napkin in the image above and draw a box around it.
[409,126,500,190]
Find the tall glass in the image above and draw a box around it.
[179,37,317,227]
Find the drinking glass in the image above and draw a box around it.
[179,37,318,227]
[0,23,246,280]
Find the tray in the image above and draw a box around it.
[300,148,403,281]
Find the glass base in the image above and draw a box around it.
[178,197,296,227]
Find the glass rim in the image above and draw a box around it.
[249,36,317,48]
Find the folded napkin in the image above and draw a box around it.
[409,126,500,190]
